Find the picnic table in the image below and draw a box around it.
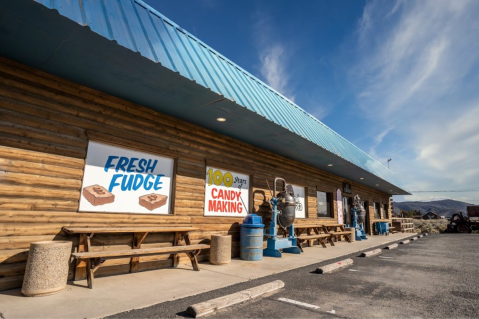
[62,226,207,288]
[321,223,352,243]
[292,224,333,251]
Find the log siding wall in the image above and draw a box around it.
[0,57,392,291]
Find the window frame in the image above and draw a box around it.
[316,190,333,218]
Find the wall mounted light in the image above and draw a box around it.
[217,117,226,122]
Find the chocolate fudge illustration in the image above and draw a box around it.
[83,185,115,206]
[139,194,168,211]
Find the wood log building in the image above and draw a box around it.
[0,0,410,291]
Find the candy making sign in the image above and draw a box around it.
[204,166,249,217]
[79,141,174,214]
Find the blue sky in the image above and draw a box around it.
[146,0,479,204]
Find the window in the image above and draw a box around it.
[383,204,389,219]
[317,191,332,218]
[374,202,380,219]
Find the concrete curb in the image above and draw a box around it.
[418,235,423,238]
[186,280,284,318]
[360,248,382,257]
[316,258,353,274]
[410,237,418,241]
[384,243,398,250]
[400,240,410,245]
[422,233,429,236]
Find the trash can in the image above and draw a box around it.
[240,214,264,261]
[210,235,232,265]
[22,241,72,297]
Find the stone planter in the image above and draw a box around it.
[210,235,232,265]
[22,241,72,297]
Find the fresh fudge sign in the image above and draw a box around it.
[79,141,174,214]
[204,167,249,217]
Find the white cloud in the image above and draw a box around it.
[259,44,293,101]
[351,0,479,203]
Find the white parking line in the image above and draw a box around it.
[278,298,320,310]
[379,256,394,259]
[348,269,359,272]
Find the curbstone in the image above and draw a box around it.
[316,258,353,274]
[384,243,398,250]
[400,240,410,245]
[422,233,428,236]
[360,249,382,257]
[411,237,418,241]
[418,235,423,238]
[187,280,284,318]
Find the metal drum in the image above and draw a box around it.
[277,189,297,228]
[240,214,264,261]
[357,206,366,224]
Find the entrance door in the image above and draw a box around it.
[362,201,371,234]
[342,197,352,226]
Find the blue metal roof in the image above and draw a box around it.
[0,0,409,195]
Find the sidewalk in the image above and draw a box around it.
[0,233,415,319]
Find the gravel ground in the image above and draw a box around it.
[109,234,479,319]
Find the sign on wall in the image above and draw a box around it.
[342,182,352,194]
[337,189,343,224]
[291,184,306,218]
[204,166,250,217]
[79,141,174,214]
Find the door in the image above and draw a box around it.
[342,197,352,226]
[362,201,371,234]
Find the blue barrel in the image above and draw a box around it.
[240,214,264,261]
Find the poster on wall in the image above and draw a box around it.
[337,189,343,224]
[290,184,306,218]
[79,141,174,214]
[204,166,249,217]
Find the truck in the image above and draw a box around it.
[447,206,479,233]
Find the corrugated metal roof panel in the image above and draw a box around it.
[32,0,406,191]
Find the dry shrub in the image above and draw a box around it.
[413,219,449,233]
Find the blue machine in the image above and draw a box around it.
[263,178,301,257]
[352,194,368,241]
[375,222,390,236]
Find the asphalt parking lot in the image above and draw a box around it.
[110,234,479,318]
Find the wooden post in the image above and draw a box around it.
[74,233,87,281]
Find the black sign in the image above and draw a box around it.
[342,182,352,194]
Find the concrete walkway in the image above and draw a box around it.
[0,233,415,319]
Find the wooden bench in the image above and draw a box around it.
[72,244,210,289]
[63,226,206,289]
[295,233,332,251]
[322,224,352,243]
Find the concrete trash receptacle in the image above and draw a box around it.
[210,235,232,265]
[345,227,356,242]
[22,241,72,297]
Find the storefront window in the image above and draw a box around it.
[317,191,332,218]
[374,202,380,219]
[383,204,389,219]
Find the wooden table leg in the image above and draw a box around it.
[184,233,200,271]
[74,234,87,281]
[173,231,182,268]
[130,232,148,273]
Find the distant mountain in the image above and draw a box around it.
[393,199,474,217]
